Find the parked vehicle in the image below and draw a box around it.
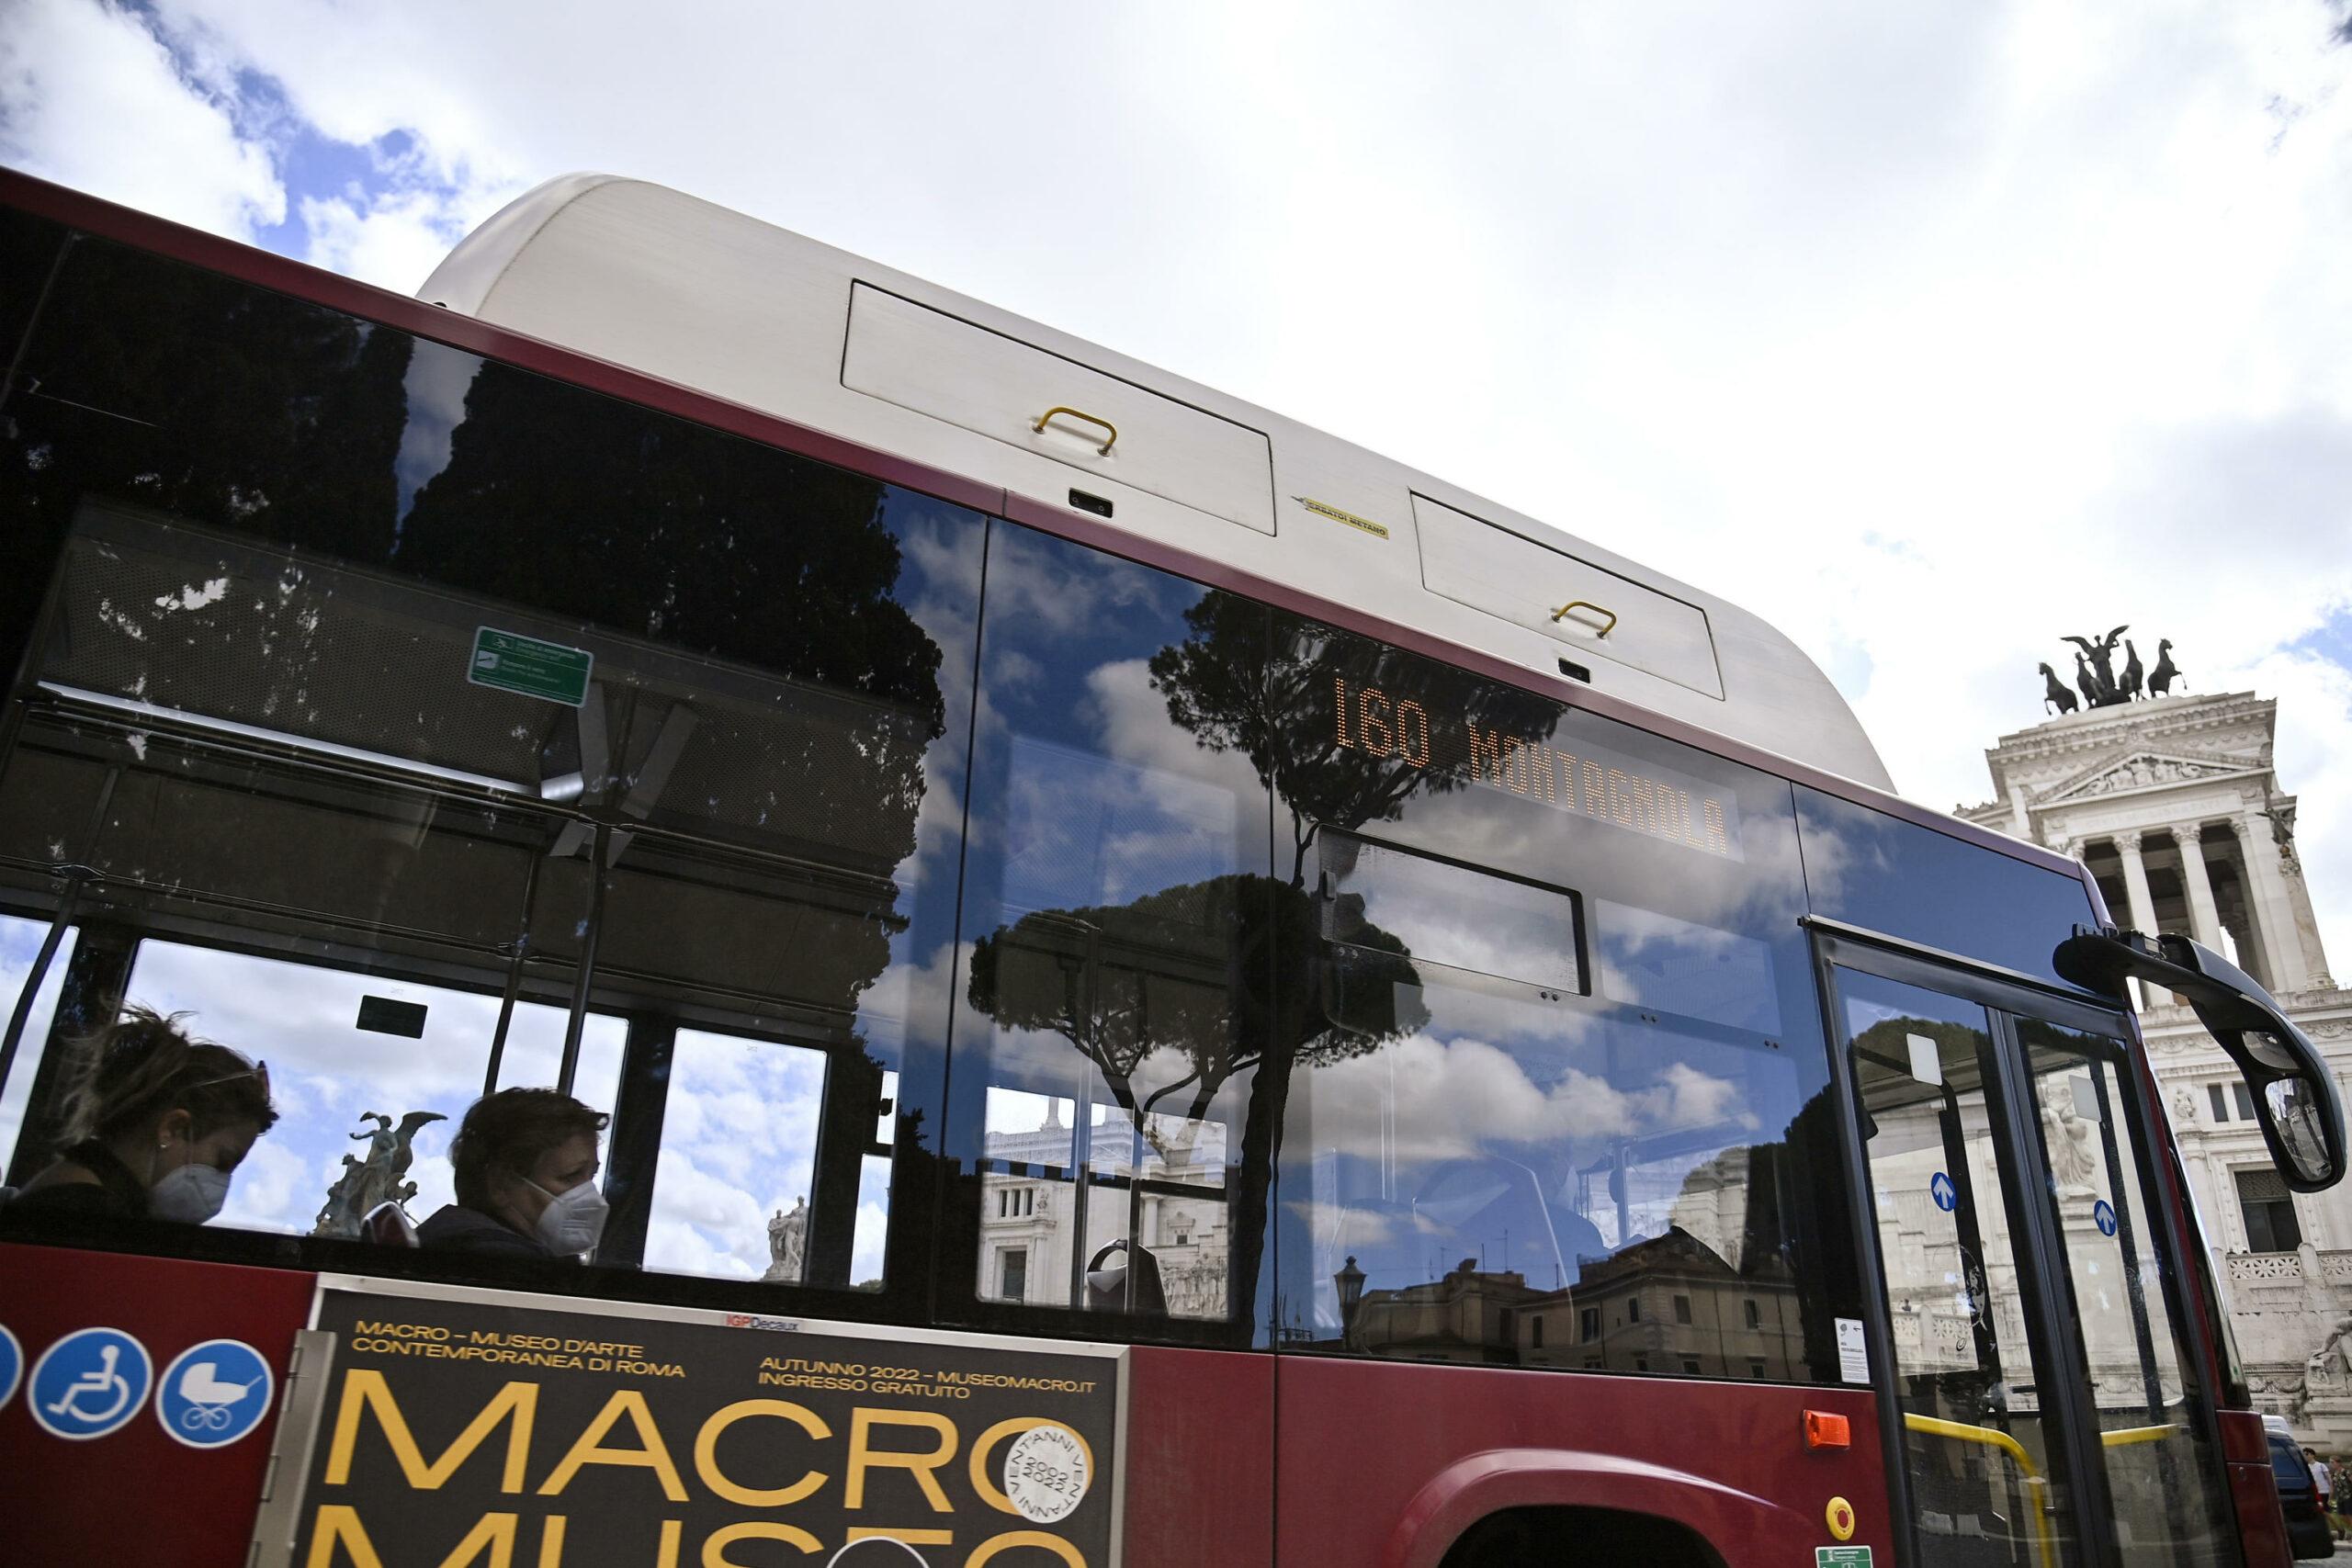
[2268,1429,2336,1560]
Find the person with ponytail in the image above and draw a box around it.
[10,1006,277,1223]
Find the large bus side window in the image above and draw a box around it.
[0,233,984,1303]
[1270,612,1863,1382]
[944,523,1275,1343]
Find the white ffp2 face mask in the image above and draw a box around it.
[527,1178,609,1256]
[150,1163,232,1224]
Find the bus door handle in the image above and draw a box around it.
[1034,406,1118,456]
[1550,600,1618,638]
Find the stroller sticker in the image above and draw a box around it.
[28,1326,152,1440]
[157,1338,274,1449]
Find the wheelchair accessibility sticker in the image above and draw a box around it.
[28,1326,152,1440]
[157,1338,273,1449]
[0,1323,20,1409]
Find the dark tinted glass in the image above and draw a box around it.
[943,523,1275,1345]
[0,234,982,1305]
[1272,614,1861,1382]
[1796,784,2101,990]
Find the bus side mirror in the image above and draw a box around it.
[2054,926,2345,1193]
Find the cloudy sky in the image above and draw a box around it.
[6,0,2352,950]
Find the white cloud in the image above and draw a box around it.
[298,176,512,293]
[0,0,282,238]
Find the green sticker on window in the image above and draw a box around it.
[469,626,594,707]
[1816,1549,1871,1568]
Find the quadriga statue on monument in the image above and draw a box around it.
[2035,629,2182,712]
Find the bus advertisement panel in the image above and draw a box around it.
[258,1280,1123,1568]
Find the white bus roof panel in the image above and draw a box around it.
[421,175,1891,793]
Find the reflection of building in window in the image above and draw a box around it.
[2237,1167,2303,1254]
[977,1098,1231,1319]
[1340,1227,1805,1380]
[1548,1229,1803,1380]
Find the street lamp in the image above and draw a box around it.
[1335,1255,1366,1342]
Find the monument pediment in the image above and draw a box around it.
[2041,749,2252,804]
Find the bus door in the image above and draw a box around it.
[1818,935,2237,1568]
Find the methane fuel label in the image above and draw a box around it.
[267,1286,1121,1567]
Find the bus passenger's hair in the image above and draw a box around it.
[62,1004,277,1145]
[449,1088,608,1209]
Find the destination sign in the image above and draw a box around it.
[1329,671,1741,860]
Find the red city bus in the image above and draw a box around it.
[0,168,2341,1568]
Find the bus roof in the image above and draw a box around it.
[423,174,1891,792]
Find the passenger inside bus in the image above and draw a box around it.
[417,1088,610,1259]
[6,1006,276,1224]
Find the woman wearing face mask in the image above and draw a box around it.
[419,1088,609,1258]
[9,1006,276,1223]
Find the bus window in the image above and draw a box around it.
[1796,784,2101,993]
[111,940,625,1235]
[1272,613,1861,1382]
[0,913,78,1175]
[0,234,985,1300]
[950,525,1272,1338]
[644,1028,833,1284]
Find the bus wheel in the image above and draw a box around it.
[1439,1506,1724,1568]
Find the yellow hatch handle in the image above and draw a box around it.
[1904,1414,2058,1568]
[1034,406,1118,456]
[2099,1423,2183,1449]
[1550,599,1618,638]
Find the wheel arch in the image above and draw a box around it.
[1388,1447,1792,1568]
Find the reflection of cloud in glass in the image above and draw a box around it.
[1306,1030,1753,1166]
[1593,899,1781,1034]
[999,733,1239,917]
[393,344,483,525]
[122,941,625,1235]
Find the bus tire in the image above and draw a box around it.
[1437,1506,1725,1568]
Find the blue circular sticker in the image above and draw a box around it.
[28,1326,152,1440]
[2094,1199,2119,1238]
[1930,1172,1958,1213]
[0,1323,20,1410]
[156,1338,275,1450]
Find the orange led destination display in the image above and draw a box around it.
[1329,673,1741,860]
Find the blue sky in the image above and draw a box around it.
[4,0,2352,952]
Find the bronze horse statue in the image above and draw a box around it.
[2040,662,2079,716]
[2149,638,2182,696]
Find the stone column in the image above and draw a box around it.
[2115,831,2166,1008]
[2233,814,2312,993]
[2174,826,2226,953]
[2273,814,2336,989]
[2114,830,2159,937]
